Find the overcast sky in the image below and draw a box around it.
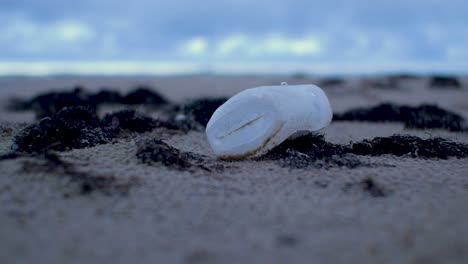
[0,0,467,74]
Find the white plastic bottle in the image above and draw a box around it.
[206,83,333,159]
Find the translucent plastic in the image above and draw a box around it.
[206,84,333,159]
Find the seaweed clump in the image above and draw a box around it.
[264,134,364,169]
[136,138,196,170]
[387,74,421,81]
[8,86,169,119]
[318,78,345,87]
[102,110,179,133]
[334,103,466,132]
[10,86,96,118]
[90,89,123,104]
[343,177,390,198]
[135,138,222,172]
[429,76,461,88]
[12,107,179,153]
[176,98,228,128]
[120,86,169,105]
[360,177,388,197]
[348,135,468,159]
[264,133,468,169]
[12,107,113,153]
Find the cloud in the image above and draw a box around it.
[0,18,95,55]
[0,0,468,73]
[177,34,322,59]
[178,37,208,56]
[0,17,125,60]
[54,21,94,42]
[246,34,322,57]
[215,34,249,57]
[1,19,94,43]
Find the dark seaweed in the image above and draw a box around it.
[343,177,390,198]
[135,138,221,172]
[16,86,97,118]
[360,177,389,197]
[0,152,21,160]
[333,103,466,132]
[120,86,168,105]
[291,72,307,80]
[348,135,468,159]
[429,76,462,88]
[387,74,421,80]
[12,107,113,153]
[102,110,180,133]
[7,86,168,119]
[89,89,123,104]
[319,78,345,87]
[176,98,228,127]
[264,133,468,169]
[136,138,195,169]
[11,107,178,153]
[263,134,364,169]
[10,89,235,131]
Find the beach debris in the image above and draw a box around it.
[343,177,390,198]
[173,97,228,128]
[429,75,462,88]
[334,103,466,132]
[362,77,398,89]
[206,84,333,159]
[359,177,388,197]
[165,97,229,132]
[136,138,193,169]
[318,78,345,87]
[291,72,308,80]
[120,86,169,105]
[7,86,168,118]
[12,107,112,153]
[387,74,421,81]
[8,86,97,118]
[263,133,364,169]
[136,138,209,170]
[90,89,123,104]
[11,107,178,153]
[348,135,468,159]
[263,133,468,169]
[102,110,179,133]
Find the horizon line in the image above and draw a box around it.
[0,60,467,77]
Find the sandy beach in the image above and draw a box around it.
[1,75,467,264]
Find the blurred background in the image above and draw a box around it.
[0,0,467,75]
